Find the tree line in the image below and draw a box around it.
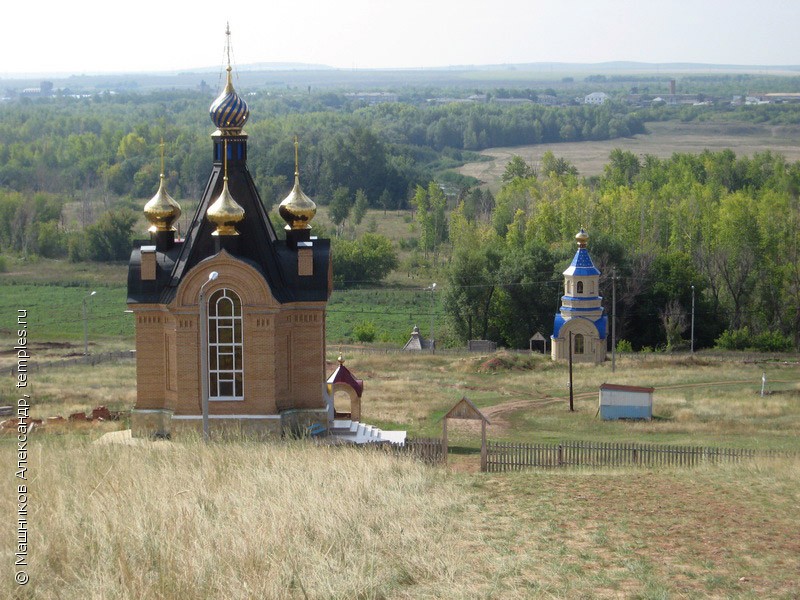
[0,89,649,263]
[0,90,643,202]
[441,148,800,352]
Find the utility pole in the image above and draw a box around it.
[691,284,695,354]
[427,282,436,354]
[83,290,97,356]
[199,271,219,443]
[611,267,616,372]
[568,330,574,412]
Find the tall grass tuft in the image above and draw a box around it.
[1,437,476,599]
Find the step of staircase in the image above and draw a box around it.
[327,419,406,446]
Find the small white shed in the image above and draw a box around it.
[599,383,654,420]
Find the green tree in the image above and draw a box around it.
[379,189,392,215]
[332,233,398,287]
[501,155,535,183]
[85,209,137,261]
[493,241,559,348]
[602,148,641,190]
[406,182,450,257]
[116,132,147,161]
[352,189,369,226]
[444,227,503,341]
[328,187,352,236]
[540,151,578,178]
[352,321,377,342]
[714,191,762,329]
[35,221,67,258]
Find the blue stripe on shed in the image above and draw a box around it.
[600,404,652,420]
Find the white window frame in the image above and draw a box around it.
[208,288,244,401]
[574,333,585,354]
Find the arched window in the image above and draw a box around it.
[208,289,243,400]
[574,333,585,354]
[576,281,584,294]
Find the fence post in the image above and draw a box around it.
[441,418,448,466]
[480,420,487,472]
[557,444,563,467]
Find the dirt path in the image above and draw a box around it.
[446,378,794,472]
[477,379,794,429]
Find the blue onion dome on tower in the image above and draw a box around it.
[209,24,249,135]
[279,137,317,230]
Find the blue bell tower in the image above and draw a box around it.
[551,228,607,364]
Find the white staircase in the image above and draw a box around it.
[328,419,406,445]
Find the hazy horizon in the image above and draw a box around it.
[4,0,799,77]
[3,60,800,81]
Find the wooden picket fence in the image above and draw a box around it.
[392,437,446,465]
[485,440,792,472]
[366,437,445,465]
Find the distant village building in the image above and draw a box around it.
[761,93,800,103]
[535,94,559,106]
[345,92,399,105]
[490,97,534,105]
[584,92,609,105]
[20,81,53,97]
[551,228,607,364]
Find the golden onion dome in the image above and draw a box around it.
[207,176,245,236]
[575,227,589,248]
[279,175,317,230]
[144,173,181,233]
[278,137,317,230]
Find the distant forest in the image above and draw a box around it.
[443,148,800,351]
[0,90,645,205]
[3,87,800,350]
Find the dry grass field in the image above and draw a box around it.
[2,351,799,598]
[458,121,800,192]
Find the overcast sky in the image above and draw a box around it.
[3,0,798,76]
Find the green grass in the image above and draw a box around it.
[2,350,799,599]
[2,436,797,599]
[327,286,440,344]
[0,263,444,346]
[338,351,800,453]
[0,282,133,341]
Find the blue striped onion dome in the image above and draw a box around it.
[209,67,249,132]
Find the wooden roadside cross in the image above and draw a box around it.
[442,396,491,470]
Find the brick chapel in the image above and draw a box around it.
[127,38,333,438]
